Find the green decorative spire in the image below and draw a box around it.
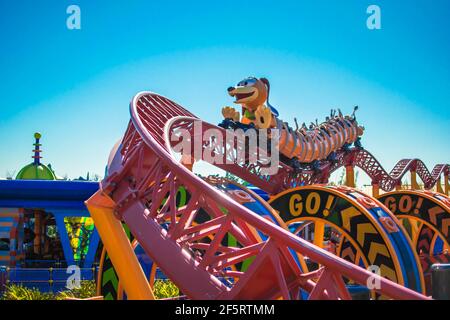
[33,132,42,165]
[16,133,57,180]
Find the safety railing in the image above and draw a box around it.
[0,266,98,293]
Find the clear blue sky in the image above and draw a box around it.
[0,0,449,184]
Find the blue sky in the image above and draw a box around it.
[0,0,449,184]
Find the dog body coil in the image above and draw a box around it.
[222,76,364,165]
[277,116,361,163]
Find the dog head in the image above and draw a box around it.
[227,77,271,112]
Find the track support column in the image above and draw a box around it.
[85,191,155,300]
[410,220,420,245]
[411,171,420,190]
[313,222,325,248]
[436,177,444,194]
[372,182,380,198]
[445,174,449,196]
[345,166,356,188]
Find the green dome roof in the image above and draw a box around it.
[16,163,56,180]
[15,132,57,181]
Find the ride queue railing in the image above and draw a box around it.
[0,265,98,294]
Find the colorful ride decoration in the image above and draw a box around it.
[220,77,364,168]
[97,224,133,300]
[0,133,101,271]
[211,82,448,197]
[15,133,57,181]
[0,209,24,267]
[86,90,429,300]
[13,133,57,266]
[378,190,450,293]
[64,217,96,263]
[268,186,425,296]
[1,134,57,267]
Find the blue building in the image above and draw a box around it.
[0,133,101,293]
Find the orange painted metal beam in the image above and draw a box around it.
[85,191,155,300]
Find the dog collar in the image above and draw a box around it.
[243,109,256,120]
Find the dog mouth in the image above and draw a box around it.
[234,92,254,102]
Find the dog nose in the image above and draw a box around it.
[227,86,235,92]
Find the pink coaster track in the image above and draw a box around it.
[99,92,429,300]
[232,148,449,194]
[343,150,449,191]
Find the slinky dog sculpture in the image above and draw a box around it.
[220,77,365,166]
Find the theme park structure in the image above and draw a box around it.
[0,134,99,292]
[86,78,449,300]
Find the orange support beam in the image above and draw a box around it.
[445,174,449,196]
[411,171,420,190]
[313,221,325,248]
[372,183,380,198]
[436,177,444,194]
[345,166,355,188]
[85,191,155,300]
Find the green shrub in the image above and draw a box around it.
[2,280,179,300]
[55,281,97,300]
[1,281,97,300]
[1,284,54,300]
[153,280,180,299]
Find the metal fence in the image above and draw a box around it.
[0,266,98,293]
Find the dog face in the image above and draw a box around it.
[227,77,268,112]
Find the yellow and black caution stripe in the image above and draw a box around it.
[379,191,450,256]
[269,186,421,293]
[379,190,450,278]
[416,224,434,256]
[97,224,133,300]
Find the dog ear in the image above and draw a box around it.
[259,77,279,117]
[259,78,271,104]
[259,77,270,93]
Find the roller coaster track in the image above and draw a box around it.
[162,120,448,194]
[208,142,449,195]
[87,92,428,300]
[346,150,449,191]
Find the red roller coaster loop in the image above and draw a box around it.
[92,92,429,300]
